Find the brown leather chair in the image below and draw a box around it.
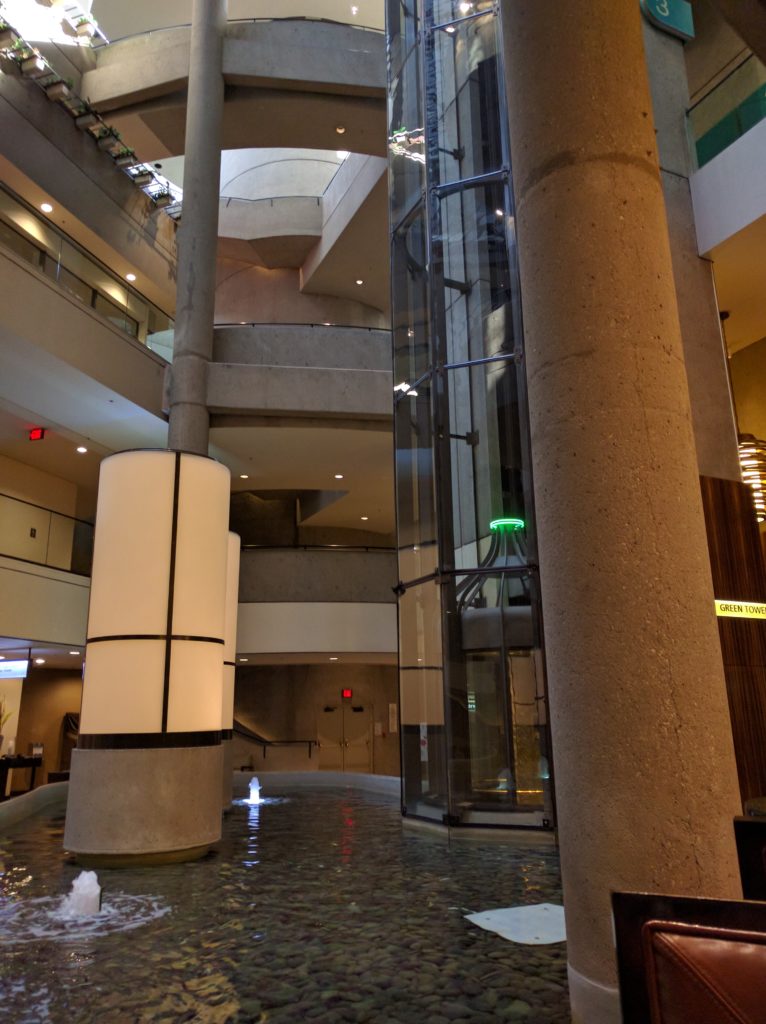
[612,891,766,1023]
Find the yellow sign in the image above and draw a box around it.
[715,599,766,620]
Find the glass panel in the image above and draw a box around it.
[688,54,766,169]
[395,380,438,582]
[0,219,43,267]
[392,208,430,385]
[426,13,502,185]
[0,185,172,350]
[0,493,93,574]
[94,292,139,336]
[389,49,425,226]
[399,579,447,820]
[444,571,547,817]
[439,359,528,571]
[429,0,495,26]
[387,0,420,81]
[435,182,518,365]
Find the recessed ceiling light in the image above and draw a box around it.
[356,279,364,285]
[495,209,504,217]
[238,657,249,663]
[69,651,80,655]
[34,658,45,665]
[240,474,249,479]
[351,5,359,14]
[360,516,369,521]
[335,125,346,135]
[446,25,456,33]
[76,445,88,454]
[329,656,339,661]
[125,272,136,282]
[40,202,53,213]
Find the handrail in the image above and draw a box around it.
[215,322,389,332]
[0,491,93,527]
[98,16,384,48]
[241,544,395,553]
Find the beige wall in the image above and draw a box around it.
[235,663,400,777]
[215,262,388,329]
[685,0,751,103]
[729,335,766,438]
[15,669,83,788]
[0,453,77,517]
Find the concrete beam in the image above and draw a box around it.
[239,548,396,603]
[212,324,391,371]
[206,363,392,420]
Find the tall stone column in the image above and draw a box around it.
[500,4,742,1022]
[167,0,228,455]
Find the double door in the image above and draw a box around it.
[317,703,372,773]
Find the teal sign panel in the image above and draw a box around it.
[640,0,695,41]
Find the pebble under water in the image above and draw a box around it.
[0,788,569,1023]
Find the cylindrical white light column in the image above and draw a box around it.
[64,450,230,865]
[221,531,240,811]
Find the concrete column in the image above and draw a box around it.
[642,21,740,481]
[167,0,228,455]
[500,5,742,1022]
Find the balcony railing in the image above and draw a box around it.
[689,54,766,169]
[0,183,174,350]
[0,491,93,576]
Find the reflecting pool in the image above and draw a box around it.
[0,788,569,1023]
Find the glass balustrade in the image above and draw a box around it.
[688,54,766,169]
[0,184,174,353]
[0,492,93,575]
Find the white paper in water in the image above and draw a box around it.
[465,903,566,945]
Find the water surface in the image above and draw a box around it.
[0,788,569,1023]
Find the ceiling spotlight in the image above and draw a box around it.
[335,125,346,135]
[351,5,359,14]
[240,474,249,479]
[40,202,53,213]
[34,658,46,665]
[125,272,136,282]
[334,473,344,479]
[495,209,504,217]
[459,1,473,12]
[69,651,80,656]
[76,445,88,454]
[329,656,339,661]
[446,25,456,33]
[356,279,364,285]
[360,515,369,521]
[238,657,249,663]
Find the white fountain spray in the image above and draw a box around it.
[58,871,102,918]
[247,776,261,805]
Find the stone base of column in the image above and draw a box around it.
[64,745,223,865]
[567,964,621,1024]
[221,736,234,813]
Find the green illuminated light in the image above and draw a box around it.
[489,517,525,532]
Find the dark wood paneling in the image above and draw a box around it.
[701,475,766,804]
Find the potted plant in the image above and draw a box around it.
[0,24,19,49]
[114,146,137,169]
[75,16,97,40]
[153,189,173,209]
[45,79,73,102]
[96,127,122,153]
[0,695,13,751]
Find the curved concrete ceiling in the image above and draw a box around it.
[91,0,384,42]
[81,21,386,160]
